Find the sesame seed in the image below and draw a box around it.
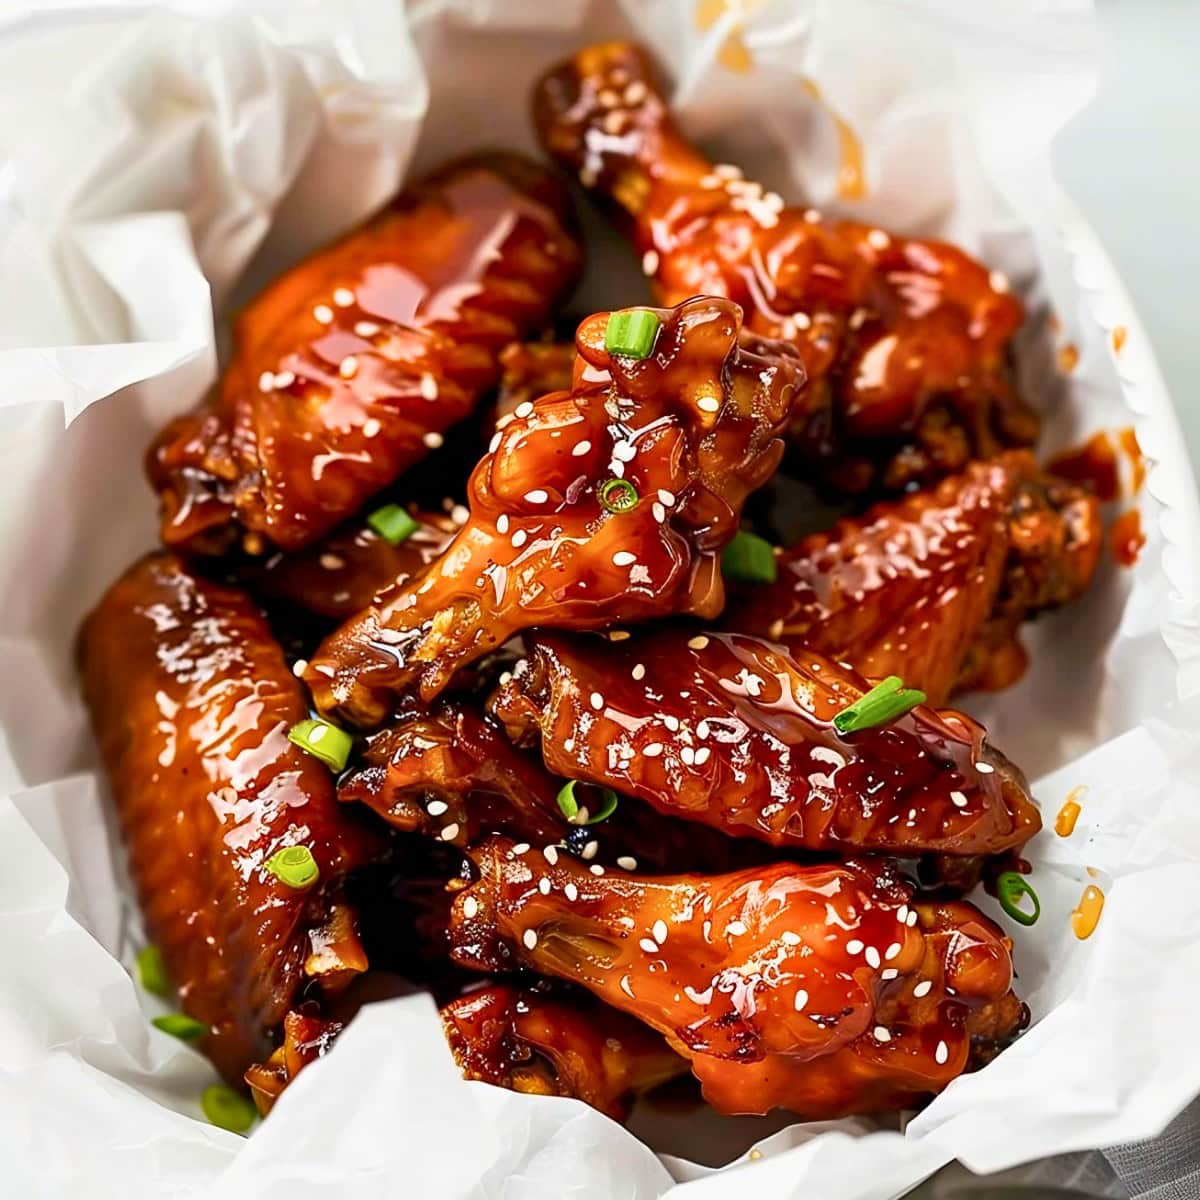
[846,939,864,955]
[865,946,882,969]
[319,553,344,571]
[511,529,528,548]
[613,551,636,567]
[803,208,821,223]
[423,431,444,448]
[337,355,357,379]
[950,791,968,808]
[643,743,664,757]
[581,840,599,860]
[313,304,334,324]
[624,81,647,104]
[362,417,381,438]
[873,1026,892,1043]
[867,229,890,250]
[589,864,605,875]
[639,937,659,954]
[990,270,1009,293]
[714,164,743,180]
[441,823,460,841]
[681,747,695,765]
[590,691,604,711]
[913,980,932,998]
[651,919,669,944]
[333,287,355,307]
[697,721,709,738]
[658,489,676,506]
[488,432,502,453]
[781,931,801,946]
[612,440,636,462]
[451,504,469,525]
[642,249,659,275]
[597,87,619,107]
[525,489,549,504]
[514,401,534,419]
[697,395,721,414]
[976,760,995,774]
[258,371,274,392]
[652,502,666,523]
[512,843,531,855]
[463,896,478,919]
[617,855,638,871]
[688,635,709,650]
[543,845,559,866]
[563,737,575,753]
[794,989,808,1012]
[897,905,909,924]
[418,373,439,401]
[572,440,591,457]
[906,910,918,927]
[497,514,510,534]
[935,1040,949,1065]
[632,663,646,680]
[274,370,295,388]
[885,942,901,961]
[538,877,551,895]
[426,800,449,817]
[523,929,538,950]
[881,968,898,981]
[726,920,748,936]
[565,883,579,901]
[694,747,711,765]
[354,320,380,337]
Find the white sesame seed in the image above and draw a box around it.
[572,440,592,457]
[697,395,721,414]
[726,920,748,936]
[538,877,551,895]
[313,304,334,324]
[441,823,460,841]
[362,417,382,438]
[320,553,344,571]
[613,551,636,567]
[525,489,549,504]
[642,249,660,275]
[589,864,605,875]
[354,320,380,337]
[426,800,449,816]
[865,946,882,969]
[581,840,599,860]
[258,370,275,392]
[274,370,295,389]
[990,270,1009,294]
[563,737,575,753]
[913,980,932,998]
[617,855,638,871]
[419,373,439,401]
[514,401,534,419]
[976,760,995,774]
[463,896,479,919]
[693,747,711,766]
[688,636,709,650]
[423,431,444,448]
[451,504,469,525]
[511,529,528,548]
[497,514,510,534]
[523,929,538,950]
[867,229,890,250]
[631,664,646,681]
[543,845,559,866]
[897,905,909,924]
[643,743,664,757]
[803,208,821,224]
[697,720,709,738]
[935,1040,949,1065]
[512,843,531,855]
[715,164,743,180]
[881,968,899,981]
[950,790,968,808]
[333,287,355,307]
[652,919,669,944]
[906,910,918,927]
[781,931,801,946]
[846,939,864,955]
[657,489,676,506]
[590,691,604,711]
[681,747,695,765]
[290,660,308,680]
[639,937,659,954]
[565,883,579,901]
[873,1026,892,1043]
[651,502,667,523]
[885,942,902,961]
[612,440,636,462]
[794,989,809,1012]
[624,81,647,104]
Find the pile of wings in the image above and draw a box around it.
[79,44,1102,1125]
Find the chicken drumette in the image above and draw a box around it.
[534,42,1037,494]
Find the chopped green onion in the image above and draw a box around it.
[598,478,639,514]
[366,503,420,546]
[996,871,1040,927]
[152,1014,208,1042]
[604,309,661,359]
[832,676,927,735]
[556,780,619,825]
[136,944,170,997]
[722,531,777,584]
[201,1084,258,1135]
[288,717,354,772]
[264,845,320,890]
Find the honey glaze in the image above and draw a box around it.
[1110,509,1145,567]
[1071,885,1105,940]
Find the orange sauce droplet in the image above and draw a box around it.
[1048,312,1062,334]
[1048,432,1120,503]
[1071,884,1105,939]
[1110,509,1145,567]
[1117,426,1146,494]
[801,78,866,200]
[1058,343,1080,373]
[717,30,753,74]
[1111,325,1127,354]
[1055,786,1085,837]
[694,0,727,31]
[1086,866,1100,879]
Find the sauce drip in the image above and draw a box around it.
[801,79,866,200]
[1058,343,1079,373]
[1111,325,1127,354]
[1055,786,1085,837]
[1110,509,1144,567]
[1048,433,1119,503]
[1118,427,1146,494]
[1071,884,1105,940]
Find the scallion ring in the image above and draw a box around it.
[996,871,1040,927]
[287,717,354,772]
[722,530,777,584]
[366,503,420,546]
[604,309,661,359]
[832,676,926,735]
[598,478,639,514]
[136,944,170,997]
[152,1013,208,1042]
[556,780,619,825]
[264,844,320,890]
[201,1084,258,1134]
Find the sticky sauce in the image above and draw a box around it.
[1111,325,1127,354]
[1117,427,1146,494]
[1110,509,1145,567]
[1055,785,1085,837]
[1071,884,1105,940]
[1048,432,1119,503]
[801,79,866,200]
[1058,343,1079,373]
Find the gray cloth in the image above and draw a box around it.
[1102,1098,1200,1200]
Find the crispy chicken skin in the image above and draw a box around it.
[492,629,1040,859]
[304,295,808,725]
[148,153,582,555]
[534,43,1037,494]
[441,984,686,1120]
[77,554,381,1083]
[723,452,1103,704]
[450,837,1024,1118]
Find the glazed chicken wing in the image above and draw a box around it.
[492,628,1039,859]
[723,452,1103,704]
[149,153,582,555]
[77,555,381,1083]
[534,43,1037,494]
[450,838,1024,1118]
[442,983,686,1120]
[305,296,808,725]
[495,340,576,426]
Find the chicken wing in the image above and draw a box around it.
[723,452,1103,704]
[534,43,1037,494]
[77,554,382,1083]
[304,295,808,724]
[492,628,1039,859]
[495,340,576,426]
[148,153,582,555]
[450,837,1025,1118]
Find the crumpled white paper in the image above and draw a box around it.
[2,1,1198,1198]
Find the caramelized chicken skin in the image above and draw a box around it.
[149,153,582,555]
[77,555,380,1083]
[450,837,1024,1118]
[442,983,686,1120]
[724,452,1103,704]
[492,629,1039,859]
[534,43,1036,493]
[305,296,808,725]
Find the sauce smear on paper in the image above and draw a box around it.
[1117,426,1146,494]
[1111,509,1145,567]
[1071,884,1105,940]
[1048,433,1119,503]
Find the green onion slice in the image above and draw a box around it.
[604,309,661,359]
[598,478,639,514]
[264,845,320,890]
[201,1084,258,1135]
[996,871,1041,927]
[832,676,927,735]
[287,717,354,772]
[366,503,420,546]
[556,780,619,825]
[722,530,777,584]
[152,1014,208,1042]
[136,944,170,997]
